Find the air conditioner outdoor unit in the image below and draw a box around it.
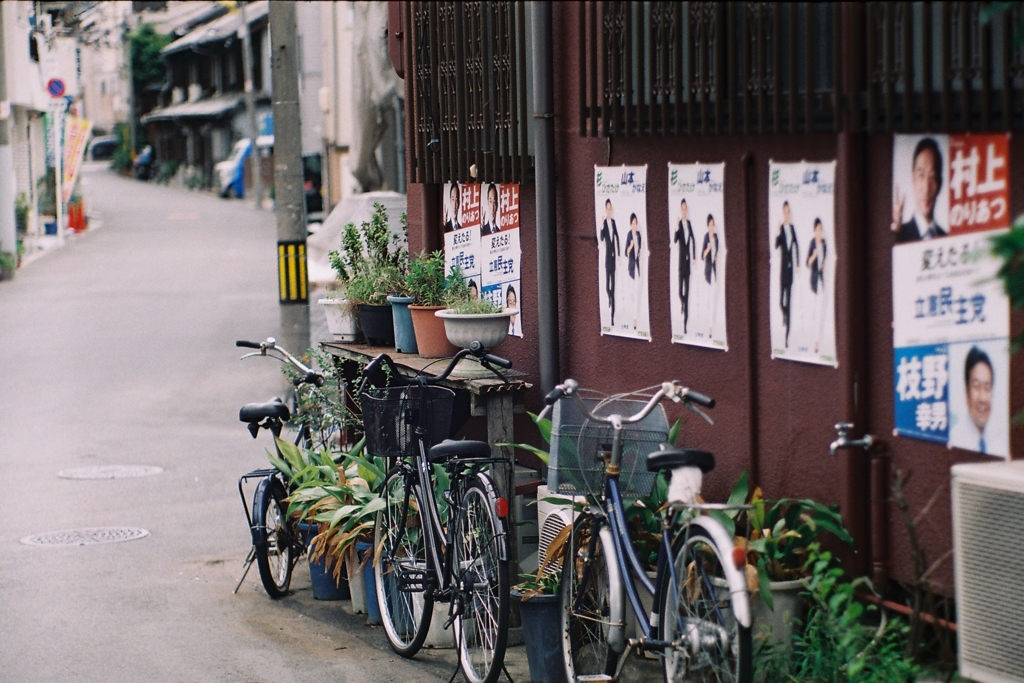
[537,484,587,574]
[952,460,1024,683]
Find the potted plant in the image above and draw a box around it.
[405,250,458,357]
[328,204,408,347]
[436,275,518,350]
[511,571,567,683]
[0,249,16,281]
[716,471,854,644]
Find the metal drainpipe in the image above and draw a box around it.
[532,1,559,394]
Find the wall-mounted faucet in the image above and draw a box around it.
[830,422,874,456]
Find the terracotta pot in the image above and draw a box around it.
[409,305,458,358]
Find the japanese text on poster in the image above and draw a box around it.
[668,162,727,350]
[594,166,651,341]
[768,160,838,367]
[891,134,1011,457]
[443,182,523,337]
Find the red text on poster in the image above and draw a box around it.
[948,134,1010,234]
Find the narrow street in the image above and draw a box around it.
[0,167,458,682]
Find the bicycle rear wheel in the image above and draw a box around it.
[253,478,295,598]
[375,467,433,657]
[561,514,621,683]
[658,525,752,683]
[452,474,509,683]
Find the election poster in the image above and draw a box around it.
[442,182,523,338]
[891,133,1011,457]
[668,163,727,350]
[594,166,651,341]
[480,183,523,337]
[443,182,482,291]
[767,160,838,367]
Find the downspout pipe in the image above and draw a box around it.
[532,1,559,394]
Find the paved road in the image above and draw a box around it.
[0,168,468,682]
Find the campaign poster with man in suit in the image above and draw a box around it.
[594,166,650,341]
[668,162,727,350]
[891,133,1011,457]
[481,184,523,337]
[443,182,482,290]
[767,160,838,367]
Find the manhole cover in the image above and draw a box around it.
[21,527,150,546]
[57,465,163,480]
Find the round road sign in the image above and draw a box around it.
[46,78,66,98]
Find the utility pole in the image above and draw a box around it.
[0,2,17,263]
[269,2,309,355]
[123,20,136,154]
[238,1,261,209]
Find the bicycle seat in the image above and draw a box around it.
[239,398,290,423]
[646,447,715,473]
[427,439,491,463]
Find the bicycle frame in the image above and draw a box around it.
[560,382,752,657]
[391,433,507,599]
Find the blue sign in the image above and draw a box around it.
[894,343,950,444]
[46,78,65,98]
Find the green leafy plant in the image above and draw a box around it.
[328,203,408,305]
[274,438,386,580]
[719,471,854,611]
[37,172,57,216]
[15,193,30,234]
[512,571,561,601]
[0,250,16,272]
[155,159,180,184]
[279,347,362,453]
[404,250,449,306]
[450,298,502,314]
[755,546,921,683]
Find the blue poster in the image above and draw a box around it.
[894,344,949,444]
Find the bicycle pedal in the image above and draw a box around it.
[397,568,432,592]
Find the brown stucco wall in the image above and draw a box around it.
[400,1,1023,592]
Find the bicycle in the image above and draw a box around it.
[358,342,513,683]
[232,337,332,598]
[540,379,752,683]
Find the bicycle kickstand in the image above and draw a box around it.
[232,546,257,594]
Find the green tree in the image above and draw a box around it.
[129,24,172,91]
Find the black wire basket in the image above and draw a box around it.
[359,385,455,460]
[548,396,669,498]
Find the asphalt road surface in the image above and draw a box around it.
[0,168,473,683]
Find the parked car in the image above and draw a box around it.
[88,135,119,161]
[215,138,252,198]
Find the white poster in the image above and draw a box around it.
[594,166,650,341]
[480,183,523,337]
[768,160,838,367]
[891,134,1011,457]
[443,182,482,287]
[668,163,727,350]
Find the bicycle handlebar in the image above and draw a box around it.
[357,341,512,395]
[236,337,323,387]
[538,379,714,424]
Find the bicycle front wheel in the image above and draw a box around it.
[561,514,621,683]
[375,467,433,657]
[658,525,752,683]
[253,477,294,598]
[452,474,509,683]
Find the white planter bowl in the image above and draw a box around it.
[318,298,358,341]
[435,308,517,349]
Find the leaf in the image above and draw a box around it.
[499,442,550,465]
[667,417,682,446]
[728,470,750,507]
[529,412,552,444]
[708,510,736,539]
[757,558,774,611]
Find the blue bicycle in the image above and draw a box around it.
[541,379,752,683]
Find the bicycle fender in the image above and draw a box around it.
[250,477,275,547]
[473,472,508,562]
[687,516,752,628]
[599,525,628,654]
